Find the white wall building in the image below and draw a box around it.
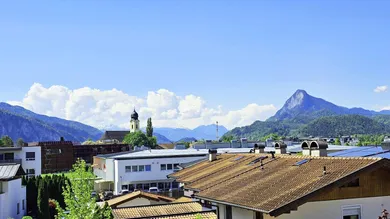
[0,164,26,219]
[0,146,41,177]
[93,149,210,195]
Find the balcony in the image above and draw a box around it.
[0,159,22,164]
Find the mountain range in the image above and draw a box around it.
[0,102,228,144]
[224,90,390,139]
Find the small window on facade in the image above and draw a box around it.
[138,165,145,172]
[172,181,179,188]
[167,164,173,170]
[26,152,35,161]
[342,205,361,219]
[125,166,131,172]
[132,166,138,172]
[22,200,25,210]
[161,164,166,171]
[151,183,157,187]
[17,203,20,215]
[341,178,360,188]
[226,205,232,219]
[145,165,151,171]
[143,183,150,190]
[174,163,180,170]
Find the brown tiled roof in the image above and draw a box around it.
[111,202,210,219]
[171,153,388,216]
[107,191,176,207]
[158,144,175,149]
[155,211,217,219]
[173,197,193,203]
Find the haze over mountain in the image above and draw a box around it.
[225,90,390,139]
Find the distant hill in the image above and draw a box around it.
[300,115,390,137]
[224,90,390,140]
[0,103,102,142]
[176,137,197,142]
[152,124,228,141]
[153,132,173,144]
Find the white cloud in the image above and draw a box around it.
[374,85,388,93]
[7,83,278,130]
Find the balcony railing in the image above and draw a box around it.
[0,159,22,164]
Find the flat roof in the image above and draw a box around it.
[0,147,22,151]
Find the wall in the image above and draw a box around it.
[232,206,254,219]
[0,179,26,219]
[264,196,390,219]
[20,146,42,175]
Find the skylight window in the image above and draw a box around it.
[294,159,309,166]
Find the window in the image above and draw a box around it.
[167,164,173,170]
[125,166,131,173]
[145,165,151,171]
[151,183,157,187]
[161,164,166,171]
[26,152,35,161]
[174,163,180,170]
[5,153,14,160]
[139,165,145,172]
[136,184,143,190]
[342,205,361,219]
[341,178,360,188]
[132,166,138,172]
[17,203,20,215]
[26,169,35,177]
[143,183,150,191]
[172,181,179,188]
[226,205,232,219]
[22,200,25,210]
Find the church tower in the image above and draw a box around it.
[130,109,140,133]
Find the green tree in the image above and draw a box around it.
[123,131,149,147]
[0,139,3,147]
[1,135,14,146]
[221,135,234,142]
[55,159,112,219]
[261,133,280,141]
[16,138,24,147]
[147,136,157,149]
[334,138,341,145]
[146,118,153,137]
[37,179,50,219]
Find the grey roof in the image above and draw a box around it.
[0,164,25,180]
[100,131,129,142]
[0,147,22,152]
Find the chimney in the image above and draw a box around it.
[254,143,266,154]
[323,166,327,176]
[301,141,311,156]
[60,137,64,142]
[208,149,217,162]
[310,141,328,157]
[274,141,287,154]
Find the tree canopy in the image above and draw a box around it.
[16,138,24,147]
[123,131,157,148]
[1,135,14,146]
[55,159,112,219]
[146,118,153,137]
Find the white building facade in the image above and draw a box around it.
[93,149,210,195]
[0,146,41,177]
[0,164,27,219]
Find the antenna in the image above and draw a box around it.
[216,121,219,141]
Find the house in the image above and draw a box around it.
[105,190,176,208]
[93,149,211,195]
[0,163,26,219]
[170,141,390,219]
[0,146,41,177]
[111,202,217,219]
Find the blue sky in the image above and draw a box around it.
[0,1,390,129]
